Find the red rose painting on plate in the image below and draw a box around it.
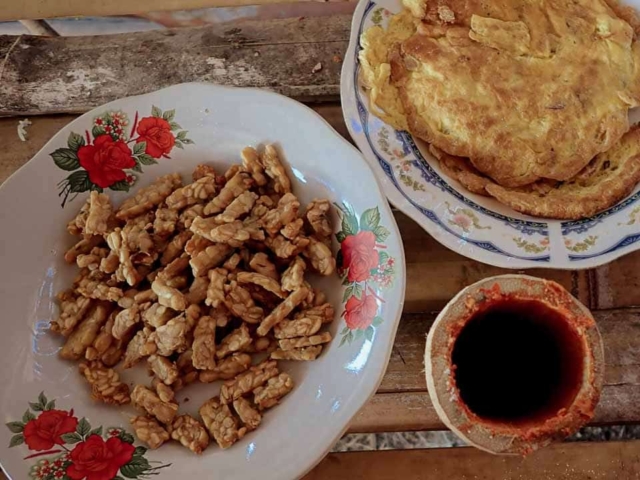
[52,106,194,207]
[335,203,395,346]
[5,392,171,480]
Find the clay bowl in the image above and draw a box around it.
[425,274,604,455]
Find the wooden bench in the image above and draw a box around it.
[2,3,640,478]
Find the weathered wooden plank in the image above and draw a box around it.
[304,441,640,479]
[0,0,355,23]
[0,15,349,117]
[592,253,640,310]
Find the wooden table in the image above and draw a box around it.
[2,5,640,479]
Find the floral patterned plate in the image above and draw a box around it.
[341,0,640,269]
[0,83,405,480]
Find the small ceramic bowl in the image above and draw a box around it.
[425,274,604,455]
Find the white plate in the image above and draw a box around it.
[341,0,640,270]
[0,83,405,480]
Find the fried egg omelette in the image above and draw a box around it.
[431,125,640,219]
[360,0,640,188]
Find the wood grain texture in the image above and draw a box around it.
[0,0,354,22]
[304,441,640,479]
[0,16,349,117]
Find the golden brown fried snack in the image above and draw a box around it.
[130,416,170,449]
[79,361,131,405]
[485,126,640,219]
[60,301,113,360]
[364,0,640,187]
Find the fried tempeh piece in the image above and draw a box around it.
[153,208,179,238]
[116,173,182,220]
[232,397,262,431]
[106,229,142,287]
[67,197,90,235]
[248,252,278,280]
[205,268,227,307]
[152,276,187,311]
[265,234,309,259]
[123,327,156,368]
[241,147,268,186]
[220,359,279,404]
[199,397,245,449]
[223,281,264,324]
[142,303,176,328]
[260,193,300,236]
[112,305,141,340]
[190,244,233,277]
[305,199,333,238]
[64,235,104,264]
[152,314,191,356]
[84,311,118,362]
[130,416,170,449]
[161,231,192,266]
[253,372,294,410]
[303,236,335,276]
[178,204,205,231]
[153,379,176,403]
[131,385,178,425]
[294,303,335,324]
[185,276,209,305]
[52,290,94,337]
[95,312,135,367]
[191,217,250,247]
[271,345,322,361]
[273,316,322,339]
[216,324,252,359]
[165,175,218,210]
[256,287,309,336]
[203,172,254,216]
[281,218,304,240]
[79,361,131,405]
[148,354,179,385]
[280,256,305,292]
[60,301,113,360]
[278,332,332,351]
[192,164,217,181]
[192,315,216,370]
[236,271,285,298]
[199,353,252,383]
[261,145,292,194]
[170,415,210,454]
[84,191,113,235]
[77,247,109,271]
[214,191,258,224]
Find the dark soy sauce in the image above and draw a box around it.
[451,298,585,426]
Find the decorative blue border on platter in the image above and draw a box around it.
[568,234,640,261]
[353,1,550,262]
[561,189,640,235]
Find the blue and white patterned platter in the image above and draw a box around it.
[341,0,640,270]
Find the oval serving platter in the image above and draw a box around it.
[0,83,405,480]
[341,0,640,270]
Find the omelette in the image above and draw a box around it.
[432,125,640,219]
[360,0,640,188]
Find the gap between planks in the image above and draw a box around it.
[304,440,640,479]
